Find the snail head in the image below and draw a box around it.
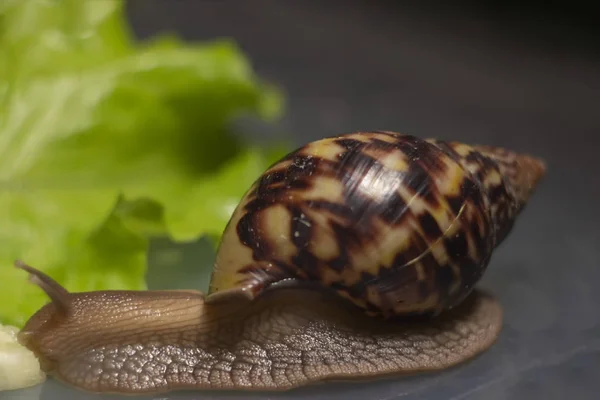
[13,260,72,372]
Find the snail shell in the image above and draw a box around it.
[209,131,545,317]
[13,131,545,394]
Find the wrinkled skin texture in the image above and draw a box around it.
[19,284,501,394]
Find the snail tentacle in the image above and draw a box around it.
[14,260,71,315]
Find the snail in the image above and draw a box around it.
[14,131,545,395]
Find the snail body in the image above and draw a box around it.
[15,131,545,394]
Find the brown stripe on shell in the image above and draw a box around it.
[335,138,365,152]
[444,229,469,261]
[395,135,448,174]
[327,220,364,273]
[441,201,494,306]
[303,199,353,218]
[367,138,402,152]
[402,232,455,312]
[401,161,440,207]
[378,192,409,225]
[417,212,444,241]
[431,140,546,250]
[287,205,322,281]
[216,131,507,318]
[427,139,463,163]
[236,211,271,260]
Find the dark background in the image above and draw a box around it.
[103,1,600,399]
[126,0,599,171]
[2,2,598,400]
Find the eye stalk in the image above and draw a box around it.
[14,260,71,315]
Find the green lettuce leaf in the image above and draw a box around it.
[0,0,288,327]
[129,145,289,243]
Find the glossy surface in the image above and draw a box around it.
[210,132,545,317]
[5,1,599,399]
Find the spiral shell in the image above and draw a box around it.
[208,131,545,317]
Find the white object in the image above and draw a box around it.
[0,324,46,391]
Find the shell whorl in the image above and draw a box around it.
[208,131,545,317]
